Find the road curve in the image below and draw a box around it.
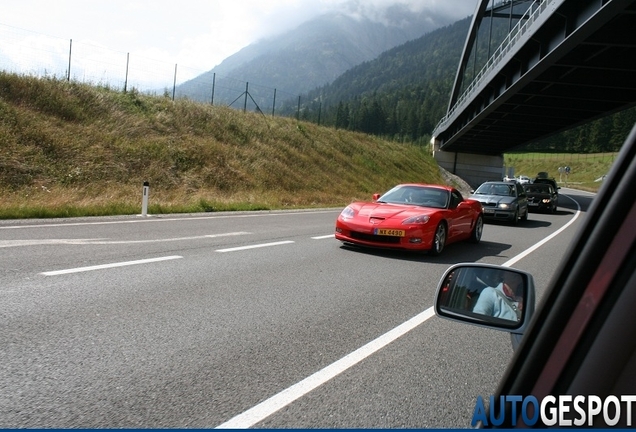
[0,189,592,428]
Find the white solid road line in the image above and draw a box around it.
[41,256,183,276]
[214,196,585,429]
[502,194,581,268]
[215,307,437,429]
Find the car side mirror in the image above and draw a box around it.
[434,263,535,350]
[372,193,381,201]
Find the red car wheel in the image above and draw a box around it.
[430,222,447,256]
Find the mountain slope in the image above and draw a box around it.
[175,8,470,105]
[314,18,471,104]
[291,14,636,150]
[265,17,471,142]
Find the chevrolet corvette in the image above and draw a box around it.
[335,184,484,255]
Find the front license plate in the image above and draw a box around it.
[483,208,495,214]
[374,228,405,237]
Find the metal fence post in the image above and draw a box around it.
[67,39,72,81]
[141,181,150,216]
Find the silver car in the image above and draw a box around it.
[470,181,529,225]
[517,175,533,184]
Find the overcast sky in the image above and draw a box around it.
[2,0,476,75]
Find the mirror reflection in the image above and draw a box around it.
[437,266,527,327]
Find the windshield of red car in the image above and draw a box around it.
[378,186,449,208]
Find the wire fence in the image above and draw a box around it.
[0,22,299,116]
[505,152,618,163]
[503,152,617,185]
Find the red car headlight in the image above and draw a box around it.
[402,215,430,225]
[339,206,355,220]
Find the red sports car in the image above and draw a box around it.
[335,184,484,255]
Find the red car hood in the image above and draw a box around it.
[355,202,437,220]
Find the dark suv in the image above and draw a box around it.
[524,183,558,213]
[533,175,559,193]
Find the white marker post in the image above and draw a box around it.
[141,181,150,216]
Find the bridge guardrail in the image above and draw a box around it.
[434,0,555,135]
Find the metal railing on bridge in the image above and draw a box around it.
[434,0,556,134]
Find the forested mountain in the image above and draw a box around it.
[521,109,636,153]
[285,17,636,152]
[174,4,635,153]
[275,18,471,144]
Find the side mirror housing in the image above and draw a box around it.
[434,263,535,350]
[372,193,381,201]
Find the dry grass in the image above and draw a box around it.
[0,72,446,218]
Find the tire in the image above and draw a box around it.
[469,215,483,244]
[430,222,447,256]
[512,209,519,226]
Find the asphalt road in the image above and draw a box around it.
[0,188,594,428]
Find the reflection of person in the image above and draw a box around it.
[472,271,523,321]
[404,189,421,203]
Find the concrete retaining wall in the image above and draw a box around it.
[432,149,504,189]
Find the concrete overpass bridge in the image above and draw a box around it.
[431,0,636,187]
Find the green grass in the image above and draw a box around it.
[504,152,617,192]
[0,72,446,219]
[1,72,614,219]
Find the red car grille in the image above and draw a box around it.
[350,231,401,244]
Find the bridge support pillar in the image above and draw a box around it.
[431,140,503,189]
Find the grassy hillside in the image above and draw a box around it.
[0,73,449,219]
[504,152,616,192]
